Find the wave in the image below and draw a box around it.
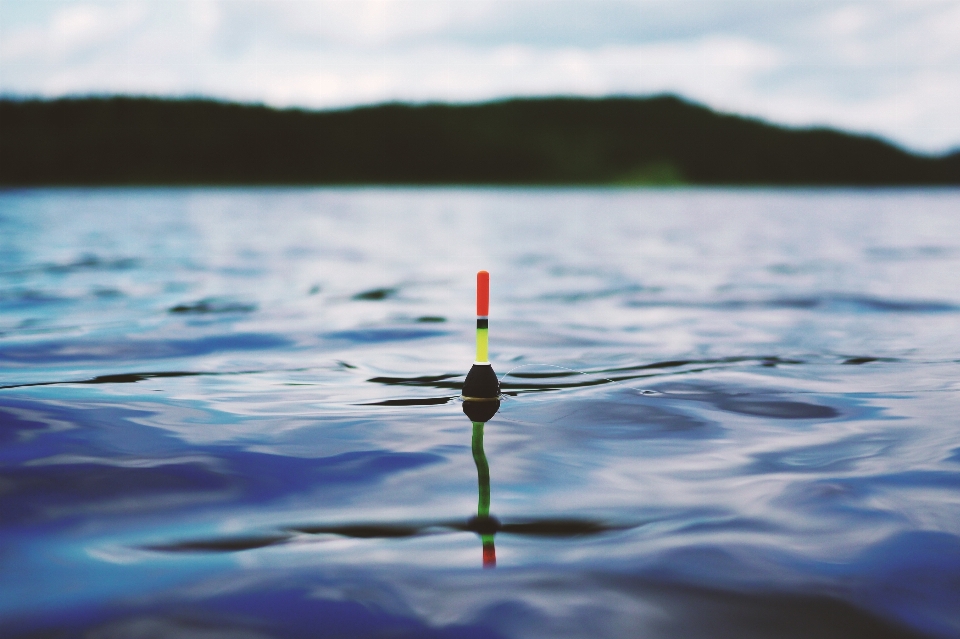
[0,333,290,364]
[626,294,958,313]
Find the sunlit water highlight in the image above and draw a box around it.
[2,187,959,638]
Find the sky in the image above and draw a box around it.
[1,0,958,154]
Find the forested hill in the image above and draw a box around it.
[2,95,958,185]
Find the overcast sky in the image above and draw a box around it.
[1,0,958,153]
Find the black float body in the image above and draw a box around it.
[462,363,501,422]
[462,363,500,399]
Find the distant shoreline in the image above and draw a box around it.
[2,95,958,186]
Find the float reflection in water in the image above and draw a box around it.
[468,415,498,567]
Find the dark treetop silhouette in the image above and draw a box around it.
[2,95,958,186]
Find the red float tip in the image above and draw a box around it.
[477,271,489,317]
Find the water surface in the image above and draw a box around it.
[2,188,960,638]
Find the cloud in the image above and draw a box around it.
[1,0,958,153]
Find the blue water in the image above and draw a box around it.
[2,188,959,639]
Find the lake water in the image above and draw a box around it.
[2,187,959,639]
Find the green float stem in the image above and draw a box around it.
[471,421,490,517]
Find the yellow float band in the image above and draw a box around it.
[475,326,489,363]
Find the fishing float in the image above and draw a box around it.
[461,270,500,420]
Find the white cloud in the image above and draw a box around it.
[0,0,958,153]
[1,2,148,60]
